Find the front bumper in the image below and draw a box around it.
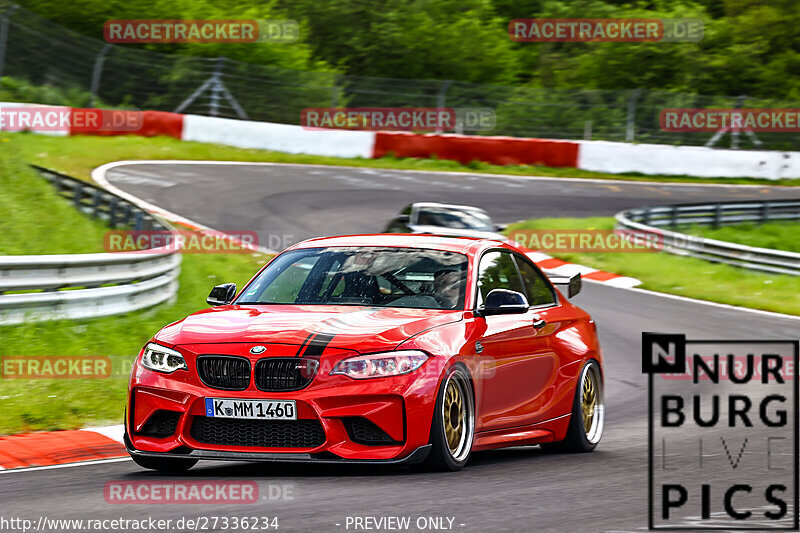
[127,343,444,463]
[125,432,432,465]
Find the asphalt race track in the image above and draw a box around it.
[100,162,800,245]
[6,163,800,532]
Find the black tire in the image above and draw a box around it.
[541,360,604,453]
[130,454,198,472]
[424,365,475,471]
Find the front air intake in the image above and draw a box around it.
[196,355,251,390]
[254,358,318,391]
[343,417,403,446]
[137,410,182,438]
[190,417,325,448]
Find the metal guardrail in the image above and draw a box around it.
[0,167,181,325]
[615,200,800,276]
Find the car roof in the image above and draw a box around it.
[411,202,489,213]
[285,233,509,255]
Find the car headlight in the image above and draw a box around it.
[330,350,429,379]
[140,343,187,374]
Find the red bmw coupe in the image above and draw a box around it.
[125,234,604,471]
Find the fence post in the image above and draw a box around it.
[435,80,451,134]
[625,89,641,142]
[731,95,746,150]
[713,204,722,229]
[0,4,17,80]
[330,73,340,107]
[89,43,112,107]
[209,57,225,117]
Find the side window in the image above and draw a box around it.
[515,256,557,306]
[476,251,525,305]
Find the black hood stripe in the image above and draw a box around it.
[302,333,336,357]
[295,332,316,356]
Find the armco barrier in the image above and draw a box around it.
[615,200,800,276]
[0,167,181,325]
[373,131,580,167]
[34,165,169,229]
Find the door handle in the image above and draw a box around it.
[532,315,546,329]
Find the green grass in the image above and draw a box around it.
[506,217,800,316]
[0,149,109,254]
[6,132,800,186]
[683,221,800,253]
[0,147,270,434]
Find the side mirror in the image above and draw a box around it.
[476,289,529,317]
[549,273,582,298]
[207,283,237,306]
[494,223,508,232]
[396,214,411,223]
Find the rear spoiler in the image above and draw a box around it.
[548,273,582,298]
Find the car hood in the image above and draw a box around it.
[155,304,463,352]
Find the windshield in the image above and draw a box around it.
[415,207,494,231]
[237,246,469,310]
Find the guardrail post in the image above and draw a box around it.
[92,189,102,218]
[713,205,722,229]
[642,207,651,225]
[53,174,63,195]
[108,197,118,227]
[761,202,770,224]
[670,206,678,228]
[73,182,82,210]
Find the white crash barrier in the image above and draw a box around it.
[578,140,800,180]
[182,114,377,158]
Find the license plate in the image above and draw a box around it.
[204,398,297,420]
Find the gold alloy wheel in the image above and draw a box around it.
[579,363,604,445]
[441,372,473,461]
[581,369,597,435]
[444,378,463,454]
